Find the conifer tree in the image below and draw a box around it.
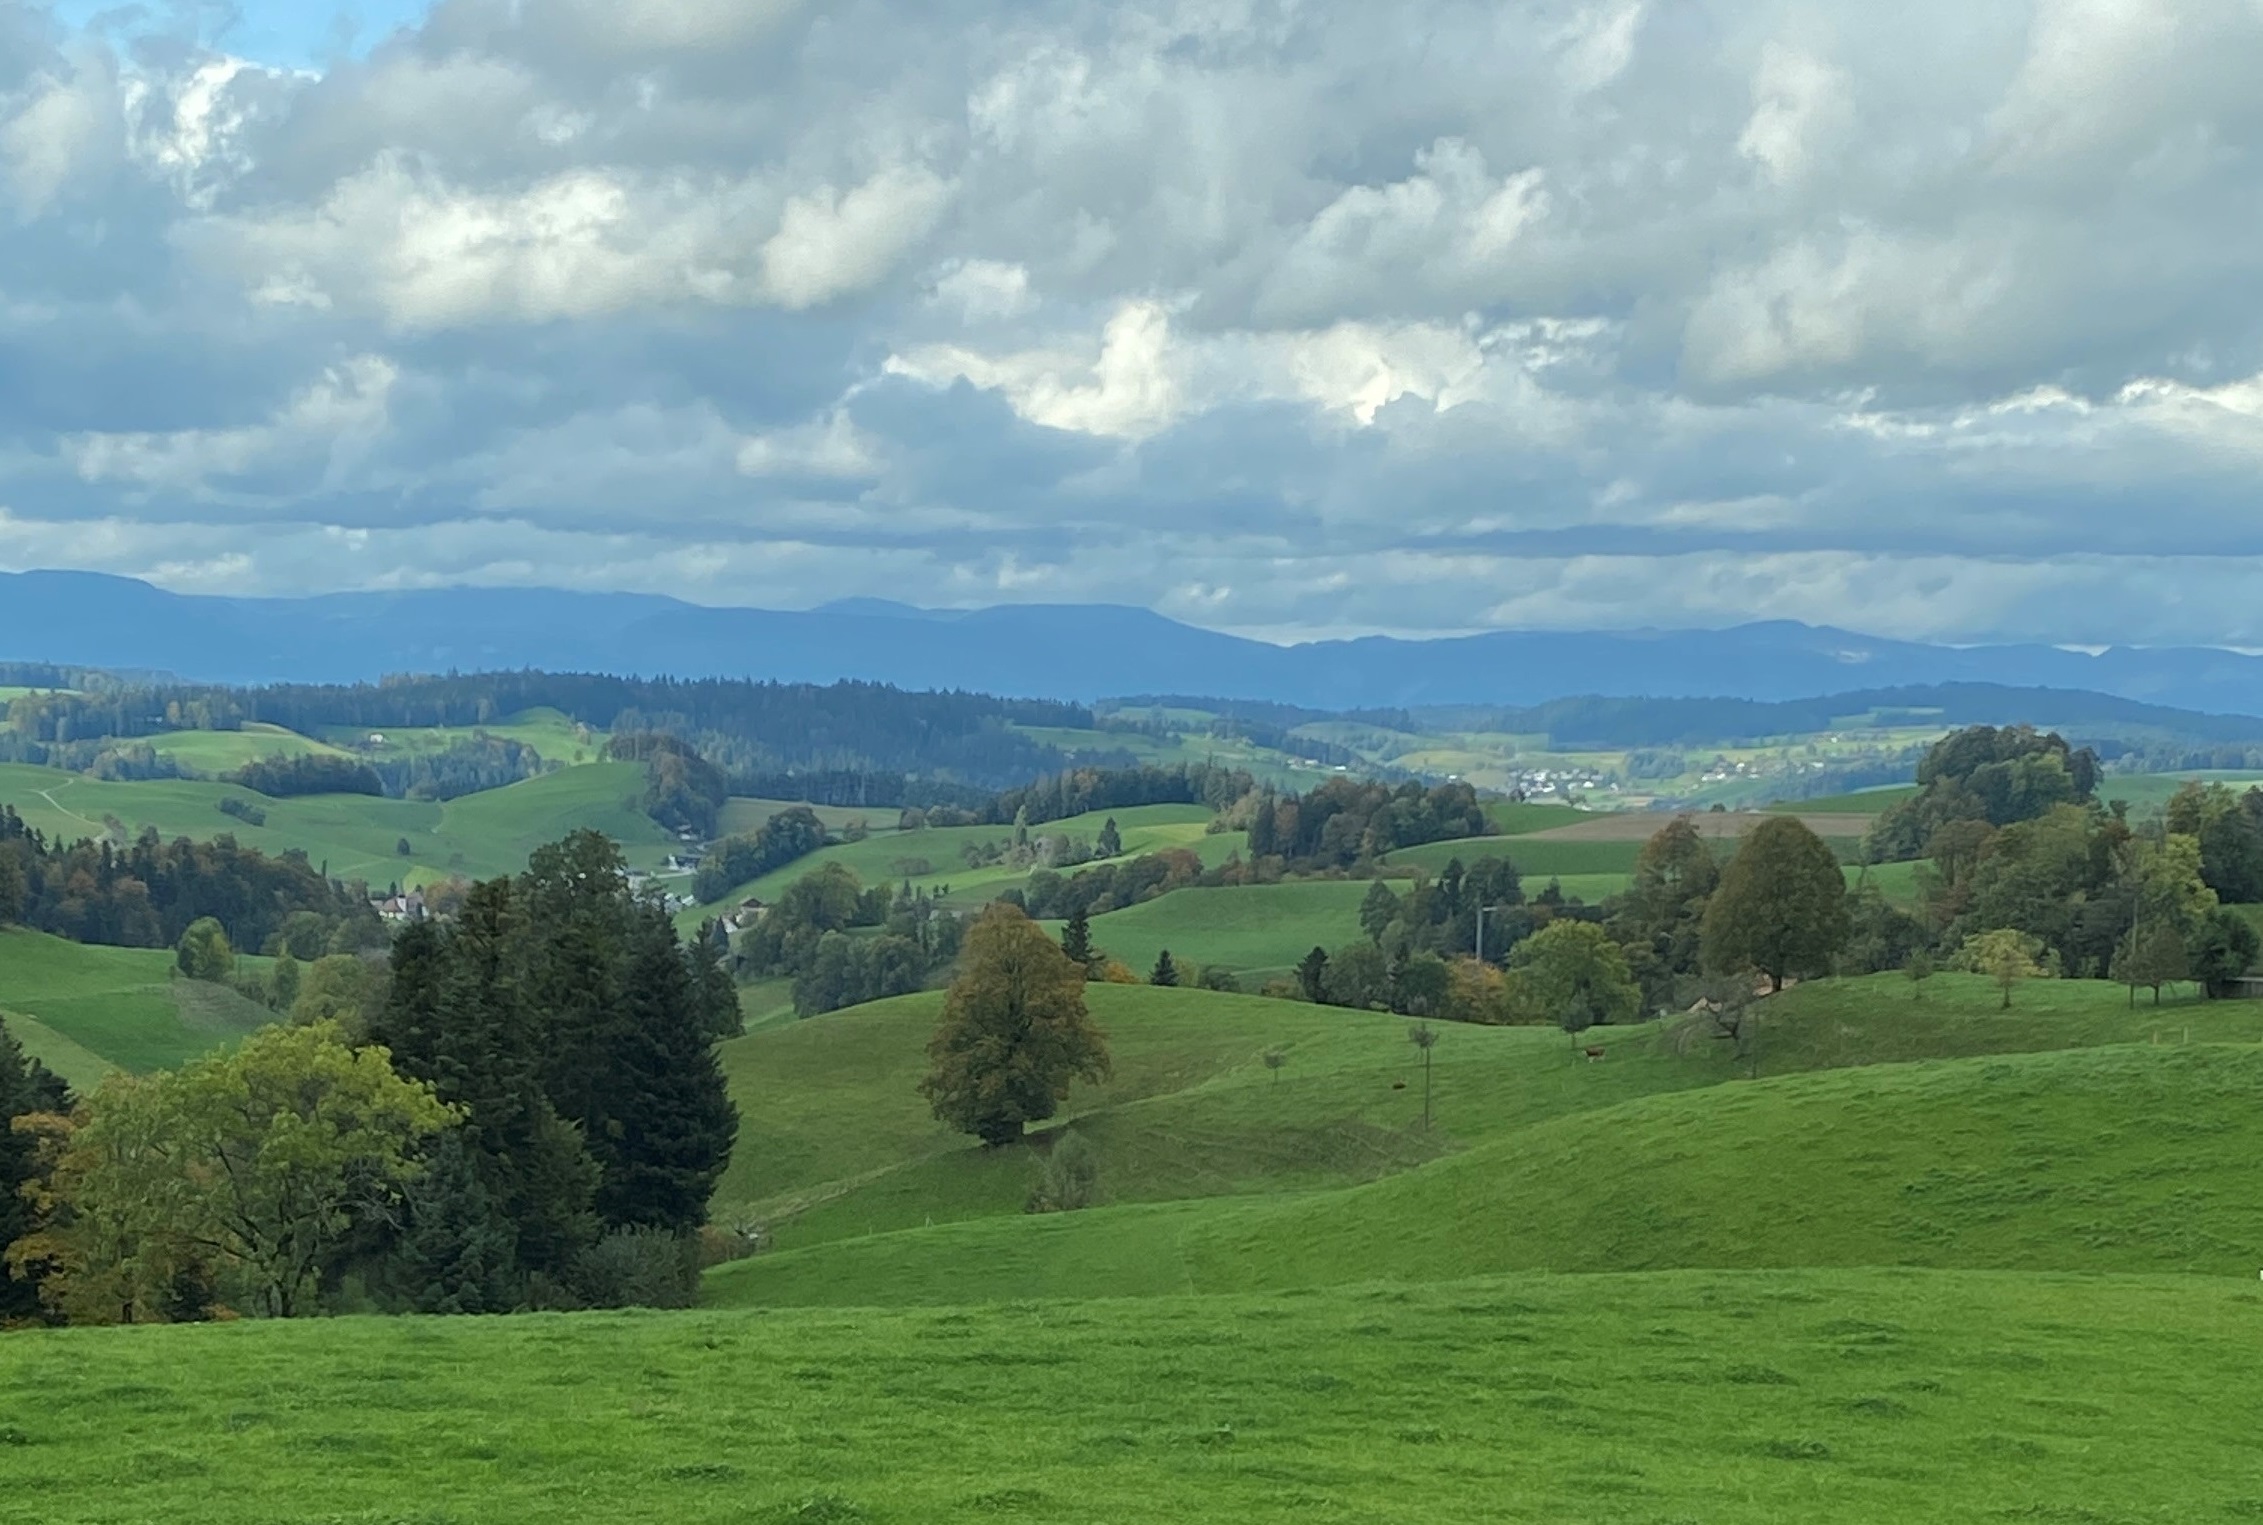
[1060,907,1103,978]
[585,905,739,1231]
[1359,879,1401,943]
[1296,946,1330,1003]
[390,1130,518,1315]
[0,1016,68,1322]
[1149,950,1179,987]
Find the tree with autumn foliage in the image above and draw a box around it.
[920,902,1112,1147]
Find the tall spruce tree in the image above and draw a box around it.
[370,880,599,1281]
[586,904,738,1230]
[388,1129,519,1315]
[0,1016,69,1321]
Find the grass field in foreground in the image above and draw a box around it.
[3,1269,2257,1525]
[0,928,273,1078]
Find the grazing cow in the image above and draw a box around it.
[1582,1046,1606,1063]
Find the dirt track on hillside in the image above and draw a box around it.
[1521,811,1875,842]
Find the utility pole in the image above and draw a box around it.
[1476,903,1504,964]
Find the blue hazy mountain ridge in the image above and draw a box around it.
[9,568,2263,712]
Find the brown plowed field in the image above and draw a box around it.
[1521,811,1874,842]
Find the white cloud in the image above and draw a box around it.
[5,0,2263,648]
[1,61,115,216]
[759,165,953,310]
[1737,44,1852,187]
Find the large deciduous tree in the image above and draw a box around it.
[1701,818,1850,992]
[921,903,1111,1147]
[1504,921,1640,1032]
[30,1022,453,1321]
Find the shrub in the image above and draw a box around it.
[571,1227,701,1309]
[1026,1130,1100,1213]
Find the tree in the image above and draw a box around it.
[1388,949,1452,1017]
[2189,907,2261,998]
[1295,946,1329,1003]
[1059,908,1100,978]
[1359,879,1401,944]
[2111,923,2188,1007]
[385,1129,519,1315]
[1408,1022,1438,1130]
[268,950,302,1013]
[291,954,386,1040]
[396,837,414,857]
[1505,922,1641,1032]
[1197,964,1240,993]
[584,905,741,1231]
[0,848,23,926]
[1149,950,1179,987]
[1096,817,1122,858]
[920,903,1112,1146]
[36,1022,454,1319]
[1701,818,1849,991]
[174,916,235,982]
[0,1015,69,1321]
[1611,816,1720,983]
[1961,928,2046,1009]
[1904,948,1934,1003]
[1262,1048,1286,1084]
[1323,941,1390,1009]
[366,879,599,1280]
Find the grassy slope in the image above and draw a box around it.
[141,723,350,771]
[0,928,273,1074]
[716,797,896,837]
[717,971,2260,1281]
[0,759,669,889]
[314,707,606,764]
[693,803,1245,915]
[717,1036,2263,1308]
[1057,879,1381,982]
[6,1269,2256,1525]
[712,971,2263,1264]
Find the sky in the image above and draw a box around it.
[2,1,2261,647]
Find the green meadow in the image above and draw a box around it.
[4,1269,2258,1525]
[0,928,272,1081]
[1044,879,1379,984]
[313,706,606,763]
[689,803,1246,916]
[0,760,670,888]
[140,723,350,772]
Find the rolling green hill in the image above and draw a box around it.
[714,1033,2263,1309]
[141,723,351,772]
[8,1268,2256,1525]
[688,803,1245,918]
[0,927,274,1080]
[0,759,670,890]
[708,972,2263,1273]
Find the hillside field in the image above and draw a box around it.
[0,927,273,1080]
[3,1269,2256,1525]
[0,760,672,889]
[687,803,1247,918]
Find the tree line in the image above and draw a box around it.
[0,809,381,955]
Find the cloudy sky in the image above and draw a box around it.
[3,0,2261,645]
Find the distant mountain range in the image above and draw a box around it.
[12,569,2263,714]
